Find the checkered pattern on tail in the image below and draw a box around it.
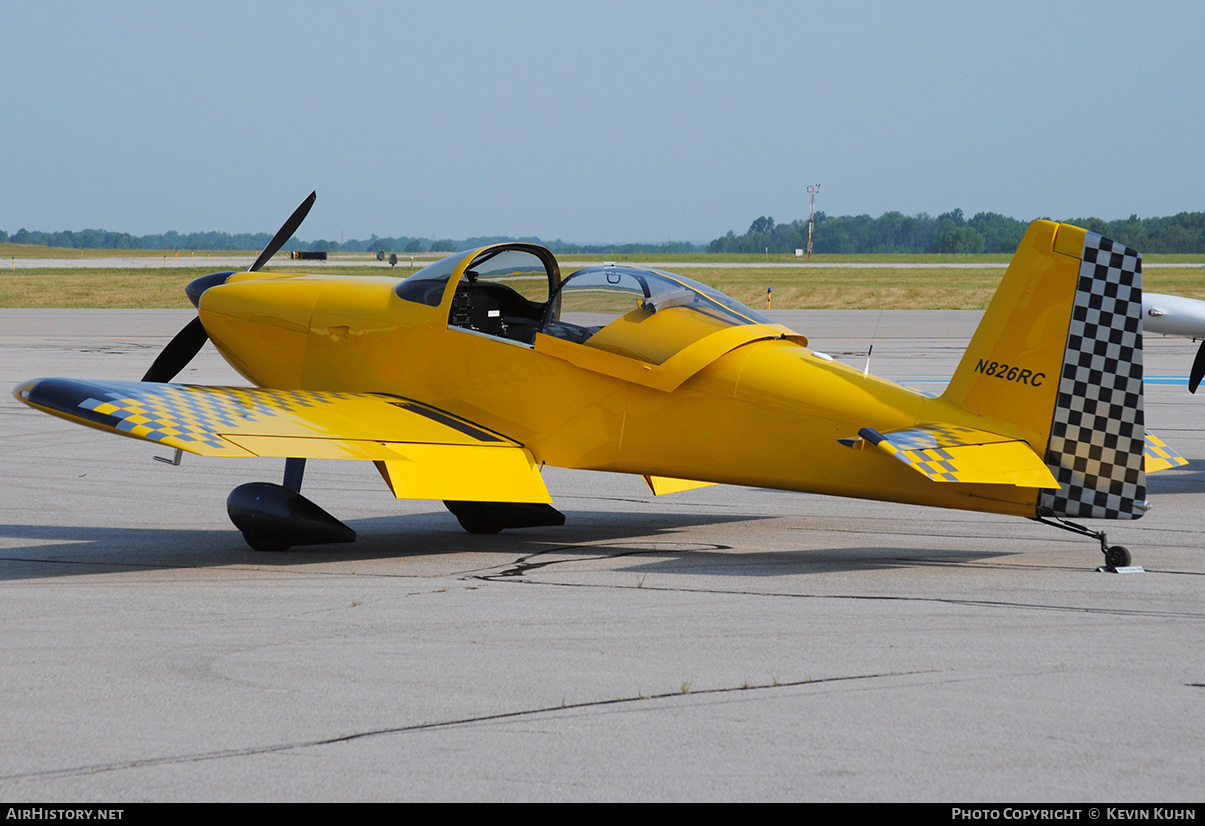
[1038,234,1146,519]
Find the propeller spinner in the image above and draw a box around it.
[141,190,317,383]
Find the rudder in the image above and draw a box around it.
[1040,232,1145,519]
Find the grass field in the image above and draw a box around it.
[4,263,1205,310]
[0,244,247,260]
[2,244,1203,310]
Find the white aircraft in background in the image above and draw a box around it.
[1144,291,1205,392]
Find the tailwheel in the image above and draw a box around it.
[1034,513,1141,572]
[1105,545,1132,571]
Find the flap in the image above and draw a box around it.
[375,448,550,503]
[642,475,717,496]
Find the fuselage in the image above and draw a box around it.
[197,261,1043,519]
[1143,292,1205,338]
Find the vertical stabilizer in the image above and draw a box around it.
[942,221,1146,519]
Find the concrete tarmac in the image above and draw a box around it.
[1,309,1202,802]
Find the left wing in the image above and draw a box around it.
[14,378,550,503]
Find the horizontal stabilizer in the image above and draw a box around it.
[1144,431,1188,473]
[856,423,1058,488]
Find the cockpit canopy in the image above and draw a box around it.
[394,243,776,364]
[394,244,558,309]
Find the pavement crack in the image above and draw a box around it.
[474,568,1205,619]
[0,670,924,784]
[478,545,675,580]
[0,555,174,571]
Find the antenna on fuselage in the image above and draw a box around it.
[864,306,884,379]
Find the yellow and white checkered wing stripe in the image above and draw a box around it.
[857,423,1059,488]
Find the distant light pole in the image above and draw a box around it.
[806,184,820,259]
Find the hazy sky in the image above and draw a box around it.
[5,1,1203,243]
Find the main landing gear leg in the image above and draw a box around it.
[283,457,306,492]
[1033,514,1138,573]
[226,458,356,552]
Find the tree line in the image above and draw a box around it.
[708,210,1205,255]
[0,226,707,256]
[6,209,1205,255]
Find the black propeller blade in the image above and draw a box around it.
[1189,340,1205,394]
[142,191,316,383]
[249,190,316,274]
[142,316,209,382]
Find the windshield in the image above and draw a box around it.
[394,249,476,306]
[395,245,559,319]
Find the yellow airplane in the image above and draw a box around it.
[13,193,1187,569]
